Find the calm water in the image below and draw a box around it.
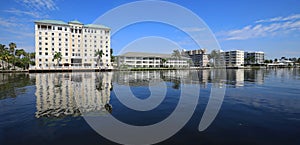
[0,69,299,145]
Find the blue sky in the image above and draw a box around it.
[0,0,300,59]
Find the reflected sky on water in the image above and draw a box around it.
[0,69,299,145]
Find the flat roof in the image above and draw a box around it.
[119,52,190,59]
[34,19,110,29]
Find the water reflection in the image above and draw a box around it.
[113,69,248,88]
[0,73,35,99]
[34,72,113,118]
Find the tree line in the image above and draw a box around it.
[0,43,35,70]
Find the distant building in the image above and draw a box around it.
[34,19,111,69]
[182,49,209,67]
[117,52,190,68]
[221,50,244,67]
[244,51,265,65]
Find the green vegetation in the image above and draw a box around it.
[95,49,104,67]
[52,51,62,67]
[0,43,35,70]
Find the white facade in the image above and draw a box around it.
[117,52,190,68]
[221,50,244,67]
[34,20,111,69]
[244,51,265,64]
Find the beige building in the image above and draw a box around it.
[182,49,209,67]
[34,20,111,69]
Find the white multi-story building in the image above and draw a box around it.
[117,52,190,68]
[34,20,111,69]
[244,51,265,64]
[182,49,209,67]
[221,50,244,67]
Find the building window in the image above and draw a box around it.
[52,43,54,46]
[45,59,48,62]
[58,27,62,30]
[65,34,68,37]
[59,48,61,51]
[39,52,42,55]
[52,38,54,41]
[65,38,68,41]
[39,32,42,35]
[39,42,42,45]
[45,43,48,45]
[39,47,42,50]
[45,32,48,35]
[59,43,61,46]
[45,48,48,50]
[59,38,61,41]
[52,48,54,51]
[45,52,48,55]
[65,48,68,51]
[65,53,68,56]
[52,33,54,36]
[59,33,61,36]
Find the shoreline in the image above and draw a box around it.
[0,66,299,73]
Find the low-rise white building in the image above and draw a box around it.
[117,52,190,68]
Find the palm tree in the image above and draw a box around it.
[9,42,17,70]
[52,52,62,67]
[15,49,26,59]
[22,54,31,70]
[172,50,181,59]
[209,50,217,67]
[2,51,10,70]
[95,49,103,68]
[161,58,167,68]
[0,44,6,70]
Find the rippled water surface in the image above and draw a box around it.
[0,69,299,145]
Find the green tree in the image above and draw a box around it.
[15,49,26,59]
[0,44,6,70]
[95,49,103,67]
[161,58,167,67]
[110,48,115,64]
[209,49,220,67]
[52,52,62,67]
[21,53,31,70]
[172,49,181,59]
[9,42,17,69]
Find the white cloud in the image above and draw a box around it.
[15,0,58,11]
[3,8,47,18]
[220,14,300,40]
[182,27,206,32]
[255,14,300,23]
[0,17,21,27]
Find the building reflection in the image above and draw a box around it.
[244,69,264,85]
[113,70,227,88]
[35,72,113,118]
[226,69,245,87]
